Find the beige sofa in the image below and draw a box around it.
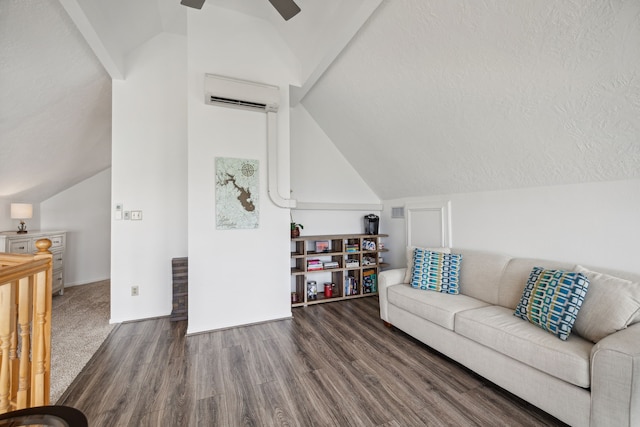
[378,248,640,427]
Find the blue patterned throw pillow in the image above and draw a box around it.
[514,267,590,341]
[410,249,462,294]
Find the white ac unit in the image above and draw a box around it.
[204,74,279,113]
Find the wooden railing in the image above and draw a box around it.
[0,239,53,414]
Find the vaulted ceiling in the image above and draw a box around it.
[303,0,640,199]
[2,0,639,203]
[0,0,111,202]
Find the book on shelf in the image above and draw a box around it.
[345,276,358,295]
[323,261,339,269]
[345,244,359,253]
[307,259,323,271]
[363,271,377,293]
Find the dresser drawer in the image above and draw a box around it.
[49,235,64,248]
[52,250,64,271]
[9,239,31,254]
[28,234,64,252]
[52,270,64,295]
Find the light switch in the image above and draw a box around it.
[124,211,131,220]
[131,210,143,220]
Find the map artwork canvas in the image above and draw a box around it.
[215,157,259,229]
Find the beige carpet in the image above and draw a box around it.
[50,280,114,403]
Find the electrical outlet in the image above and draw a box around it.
[131,285,139,296]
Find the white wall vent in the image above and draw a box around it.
[204,74,279,113]
[391,206,405,218]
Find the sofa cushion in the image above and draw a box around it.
[454,249,511,305]
[388,283,489,330]
[410,249,462,294]
[456,305,593,388]
[514,267,590,341]
[572,265,640,343]
[403,246,450,284]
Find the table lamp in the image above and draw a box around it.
[11,203,33,234]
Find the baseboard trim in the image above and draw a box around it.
[186,315,294,336]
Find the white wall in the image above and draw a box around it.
[0,200,9,231]
[110,32,187,323]
[289,103,382,236]
[40,168,111,286]
[186,7,300,333]
[381,179,640,275]
[290,104,380,205]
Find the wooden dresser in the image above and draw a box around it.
[0,230,67,295]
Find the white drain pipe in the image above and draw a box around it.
[267,111,296,209]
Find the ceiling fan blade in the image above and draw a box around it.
[267,0,301,21]
[180,0,206,9]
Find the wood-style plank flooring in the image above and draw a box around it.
[59,297,567,426]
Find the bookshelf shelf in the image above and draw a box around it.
[290,233,389,307]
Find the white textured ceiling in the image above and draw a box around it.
[0,0,111,202]
[2,0,639,203]
[302,0,640,199]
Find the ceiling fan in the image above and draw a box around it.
[180,0,301,21]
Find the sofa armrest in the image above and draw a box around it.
[378,268,406,322]
[590,322,640,426]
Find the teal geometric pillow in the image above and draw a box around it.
[514,267,590,341]
[410,249,462,294]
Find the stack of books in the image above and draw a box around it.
[323,261,339,269]
[346,243,359,253]
[363,270,377,293]
[307,259,323,271]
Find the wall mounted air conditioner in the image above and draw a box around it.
[204,74,279,113]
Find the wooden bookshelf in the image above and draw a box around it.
[290,233,389,307]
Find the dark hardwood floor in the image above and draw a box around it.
[59,297,567,426]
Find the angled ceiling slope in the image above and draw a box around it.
[0,0,111,203]
[302,0,640,200]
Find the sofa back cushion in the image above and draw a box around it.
[454,249,511,305]
[498,258,576,309]
[572,265,640,342]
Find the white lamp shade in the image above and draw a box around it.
[11,203,33,219]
